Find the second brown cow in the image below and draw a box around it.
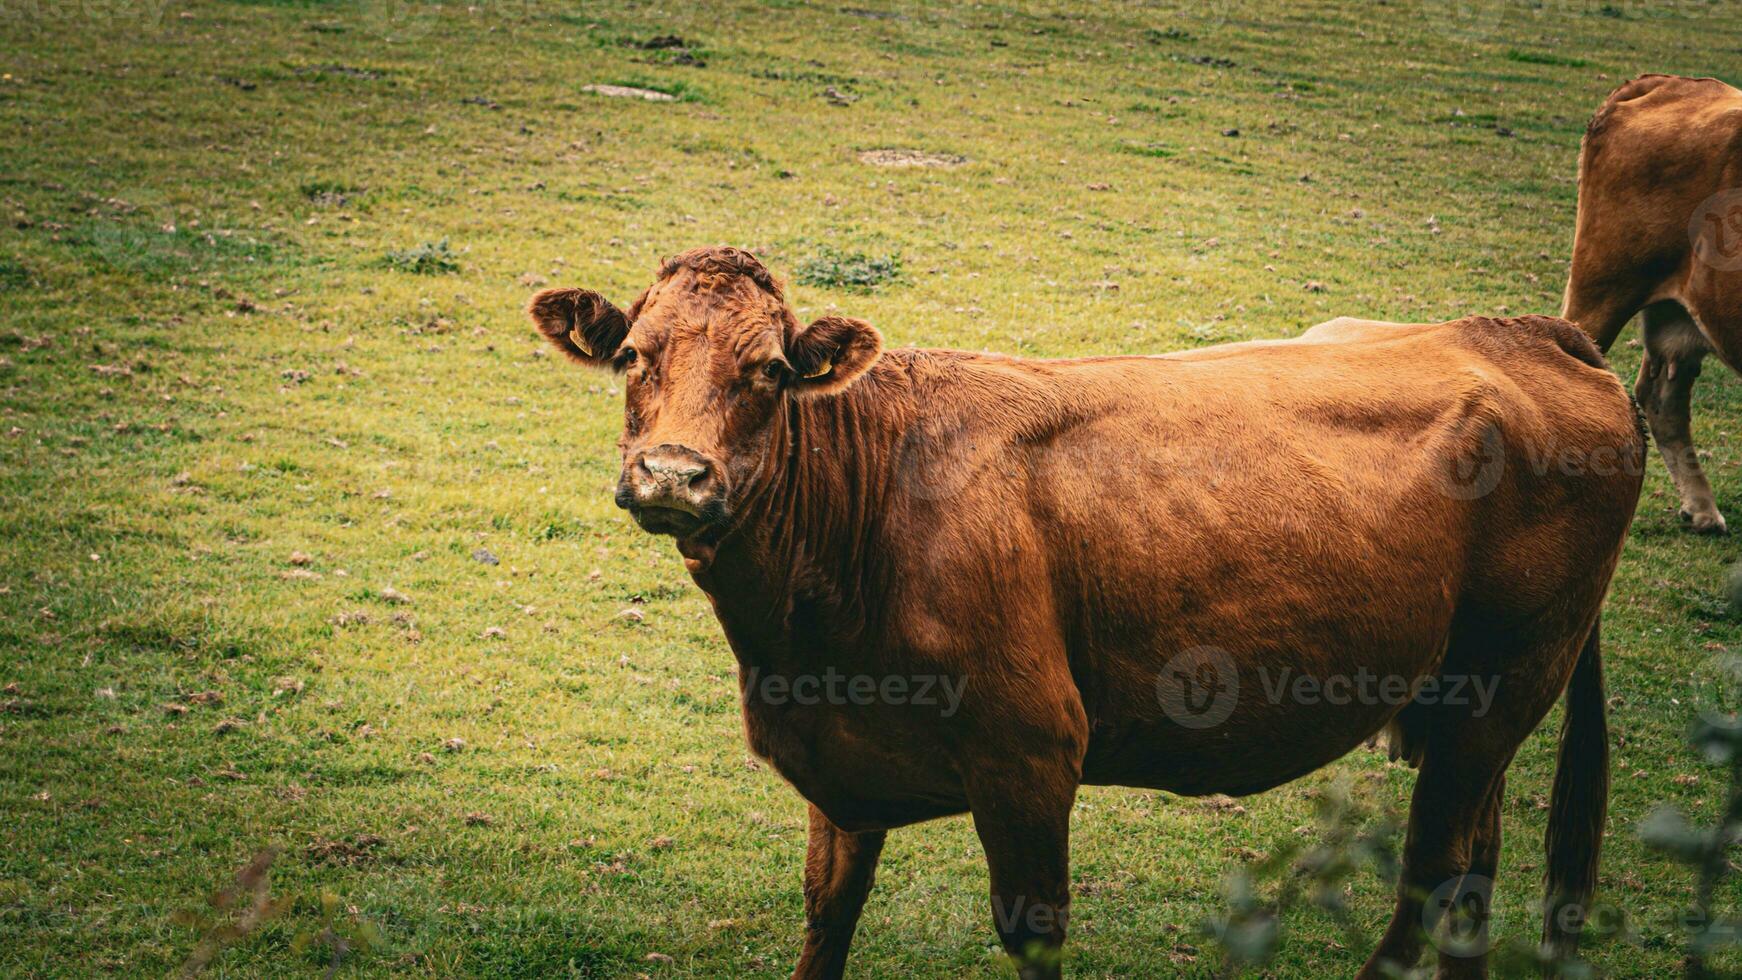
[1564,73,1742,533]
[531,248,1643,978]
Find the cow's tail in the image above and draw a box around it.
[1542,614,1609,961]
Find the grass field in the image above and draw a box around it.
[5,0,1742,975]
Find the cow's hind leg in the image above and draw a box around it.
[1560,272,1649,353]
[1363,609,1604,979]
[792,806,886,980]
[1437,778,1505,979]
[1360,732,1512,979]
[1636,301,1725,534]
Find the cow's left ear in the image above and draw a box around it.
[788,316,883,397]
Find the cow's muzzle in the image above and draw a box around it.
[616,444,725,536]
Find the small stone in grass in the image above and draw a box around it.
[649,835,674,850]
[481,626,507,639]
[645,952,674,964]
[443,737,465,752]
[472,547,499,565]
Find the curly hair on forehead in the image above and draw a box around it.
[656,246,785,299]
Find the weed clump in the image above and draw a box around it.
[383,239,459,275]
[794,246,903,292]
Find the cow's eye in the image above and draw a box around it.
[761,360,786,381]
[614,346,638,371]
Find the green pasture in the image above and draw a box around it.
[3,0,1742,974]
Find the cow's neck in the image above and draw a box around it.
[679,366,910,673]
[678,351,1102,672]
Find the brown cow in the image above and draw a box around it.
[529,248,1642,979]
[1563,73,1742,534]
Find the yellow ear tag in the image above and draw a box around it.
[802,359,833,380]
[568,327,594,358]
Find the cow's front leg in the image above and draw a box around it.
[968,768,1078,980]
[792,805,886,980]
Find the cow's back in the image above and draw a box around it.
[1111,314,1641,615]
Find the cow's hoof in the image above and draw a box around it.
[1680,508,1729,535]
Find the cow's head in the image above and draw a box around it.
[528,246,883,539]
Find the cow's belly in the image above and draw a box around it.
[1065,548,1460,796]
[740,698,970,832]
[1079,693,1408,797]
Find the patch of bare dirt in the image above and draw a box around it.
[581,84,676,102]
[857,148,966,168]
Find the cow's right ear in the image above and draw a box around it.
[527,288,629,367]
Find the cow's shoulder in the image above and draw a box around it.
[1450,314,1607,369]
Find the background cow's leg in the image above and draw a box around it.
[792,806,886,980]
[1636,301,1724,533]
[1560,277,1649,352]
[968,771,1077,980]
[1360,742,1510,979]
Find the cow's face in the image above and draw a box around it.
[528,247,883,539]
